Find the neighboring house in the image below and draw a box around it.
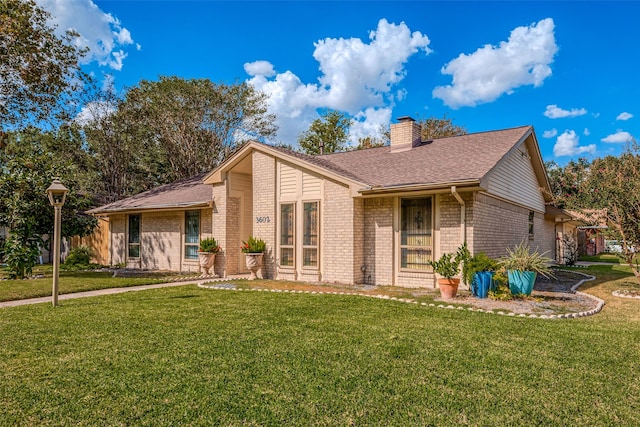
[89,117,572,287]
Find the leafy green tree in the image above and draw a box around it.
[545,158,591,209]
[118,76,277,184]
[572,145,640,282]
[0,0,88,131]
[0,128,96,277]
[298,110,351,155]
[418,114,467,140]
[80,87,155,204]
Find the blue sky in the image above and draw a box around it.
[37,0,639,163]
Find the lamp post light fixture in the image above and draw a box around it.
[46,179,68,307]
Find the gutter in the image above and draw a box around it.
[359,179,481,196]
[451,186,466,244]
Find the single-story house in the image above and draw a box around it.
[89,117,573,287]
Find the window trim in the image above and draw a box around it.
[399,196,434,273]
[127,214,141,260]
[184,210,200,261]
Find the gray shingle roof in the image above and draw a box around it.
[90,126,535,214]
[88,173,212,214]
[271,125,532,188]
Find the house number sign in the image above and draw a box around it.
[256,216,270,223]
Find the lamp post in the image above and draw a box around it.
[46,179,68,307]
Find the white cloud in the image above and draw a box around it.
[542,128,557,138]
[36,0,137,70]
[246,19,431,146]
[553,130,596,157]
[543,104,588,119]
[616,112,633,121]
[432,18,557,108]
[74,100,116,127]
[583,128,590,136]
[244,61,276,77]
[601,131,633,143]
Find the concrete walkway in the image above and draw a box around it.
[0,275,248,309]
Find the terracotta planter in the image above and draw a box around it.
[438,278,460,299]
[198,252,216,275]
[245,253,264,280]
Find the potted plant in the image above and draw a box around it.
[429,243,469,299]
[463,252,499,298]
[241,236,266,280]
[500,242,552,296]
[198,237,221,276]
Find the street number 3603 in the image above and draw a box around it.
[256,216,270,223]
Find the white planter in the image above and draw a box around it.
[244,253,263,280]
[198,252,216,275]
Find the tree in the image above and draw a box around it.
[573,145,640,282]
[80,87,154,204]
[118,76,277,184]
[0,128,96,277]
[545,158,591,209]
[418,114,467,140]
[298,110,351,155]
[0,0,88,131]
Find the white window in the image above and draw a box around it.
[302,201,319,268]
[280,203,295,267]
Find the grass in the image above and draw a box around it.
[578,253,622,263]
[1,266,639,425]
[0,269,186,302]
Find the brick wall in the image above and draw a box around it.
[211,183,228,276]
[322,179,356,283]
[471,192,542,258]
[252,151,276,279]
[110,214,125,265]
[140,211,182,270]
[363,197,394,286]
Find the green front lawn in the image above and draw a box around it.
[0,270,185,302]
[1,268,639,425]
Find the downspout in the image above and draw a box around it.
[450,186,466,245]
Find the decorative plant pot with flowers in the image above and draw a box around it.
[241,236,266,280]
[198,237,221,276]
[429,243,470,299]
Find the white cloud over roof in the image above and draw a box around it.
[544,104,587,119]
[616,112,633,121]
[36,0,139,71]
[245,19,431,145]
[542,128,558,138]
[553,130,596,157]
[601,131,633,143]
[432,18,557,108]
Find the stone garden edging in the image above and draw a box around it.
[197,270,604,320]
[612,290,640,300]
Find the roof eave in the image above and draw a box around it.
[358,179,482,196]
[88,200,212,215]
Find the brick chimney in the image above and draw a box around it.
[390,116,421,152]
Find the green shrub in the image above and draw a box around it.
[199,237,221,253]
[3,235,41,279]
[462,252,498,285]
[241,236,266,253]
[64,246,92,266]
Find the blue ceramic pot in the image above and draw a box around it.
[472,271,494,298]
[507,270,537,295]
